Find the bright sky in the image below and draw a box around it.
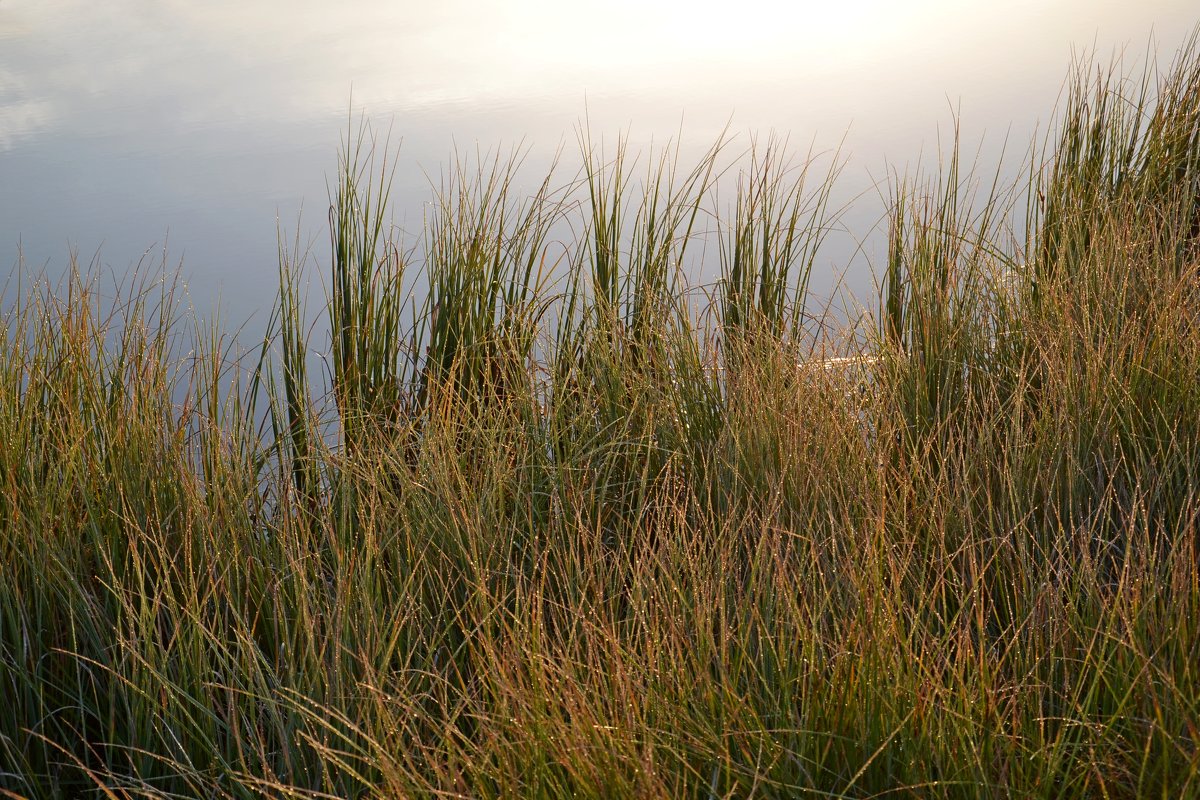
[3,0,1196,140]
[1,0,1197,320]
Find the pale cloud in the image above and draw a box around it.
[0,68,54,152]
[1,0,1197,146]
[0,96,53,152]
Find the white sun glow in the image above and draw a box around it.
[3,0,1193,126]
[461,0,949,84]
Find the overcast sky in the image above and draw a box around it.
[2,0,1197,319]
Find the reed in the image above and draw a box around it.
[3,34,1200,799]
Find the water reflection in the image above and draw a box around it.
[1,0,1195,326]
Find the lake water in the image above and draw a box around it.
[2,1,1196,330]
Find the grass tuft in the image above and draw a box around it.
[4,33,1200,798]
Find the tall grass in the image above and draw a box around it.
[3,36,1200,798]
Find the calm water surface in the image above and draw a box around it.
[2,1,1196,326]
